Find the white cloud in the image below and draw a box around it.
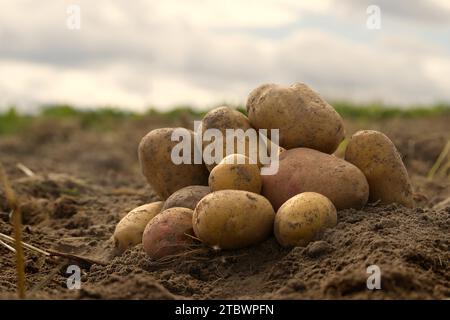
[0,0,449,111]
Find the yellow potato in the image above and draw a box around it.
[247,83,345,153]
[274,192,337,247]
[345,130,414,207]
[138,128,209,199]
[208,154,262,194]
[201,106,253,171]
[113,201,164,253]
[193,190,275,249]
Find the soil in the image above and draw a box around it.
[0,115,449,299]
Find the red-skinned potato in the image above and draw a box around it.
[262,148,369,210]
[142,207,194,260]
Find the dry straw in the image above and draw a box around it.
[427,140,450,180]
[0,163,26,299]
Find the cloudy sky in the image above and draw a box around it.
[1,0,450,111]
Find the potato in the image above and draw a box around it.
[247,83,345,153]
[162,185,210,211]
[113,201,164,253]
[138,128,209,199]
[262,148,369,210]
[274,192,337,247]
[208,154,262,194]
[193,190,275,249]
[345,130,414,207]
[201,106,253,171]
[142,207,194,260]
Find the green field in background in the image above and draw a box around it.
[1,102,450,135]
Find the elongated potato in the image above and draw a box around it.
[193,190,275,249]
[274,192,337,247]
[113,201,164,253]
[208,154,262,193]
[138,128,209,199]
[262,148,369,210]
[247,83,345,153]
[162,185,210,211]
[142,207,194,260]
[345,130,414,207]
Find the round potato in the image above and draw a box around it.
[113,201,164,253]
[193,190,275,249]
[162,185,210,211]
[345,130,414,208]
[274,192,337,247]
[208,154,262,194]
[142,207,194,260]
[262,148,369,210]
[201,106,253,171]
[138,128,209,199]
[247,83,345,153]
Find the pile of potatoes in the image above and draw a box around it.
[113,82,414,259]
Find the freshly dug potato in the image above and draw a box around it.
[113,201,164,253]
[193,190,275,249]
[274,192,337,247]
[139,128,209,199]
[209,154,262,193]
[201,106,252,171]
[345,130,414,207]
[262,148,369,210]
[162,185,210,211]
[142,207,194,260]
[247,83,345,153]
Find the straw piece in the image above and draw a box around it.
[0,239,16,253]
[0,163,26,299]
[0,233,50,256]
[427,140,450,180]
[16,163,35,177]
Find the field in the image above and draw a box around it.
[0,105,449,299]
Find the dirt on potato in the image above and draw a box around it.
[0,115,449,299]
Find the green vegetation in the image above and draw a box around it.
[333,101,450,119]
[0,108,33,135]
[0,102,449,136]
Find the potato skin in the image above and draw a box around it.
[274,192,337,247]
[162,185,210,211]
[262,148,369,210]
[138,128,209,199]
[247,83,345,153]
[201,106,256,171]
[142,207,194,260]
[113,201,164,253]
[345,130,414,208]
[193,190,275,249]
[209,154,262,194]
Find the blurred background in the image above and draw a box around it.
[0,1,449,202]
[1,0,450,112]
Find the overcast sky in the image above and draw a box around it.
[1,0,450,111]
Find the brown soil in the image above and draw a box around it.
[0,115,449,299]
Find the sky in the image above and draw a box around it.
[0,0,450,112]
